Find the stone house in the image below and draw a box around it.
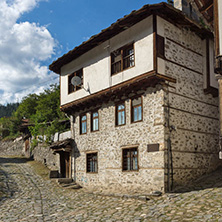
[49,2,221,193]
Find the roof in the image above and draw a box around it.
[50,138,73,153]
[193,0,213,24]
[49,2,213,74]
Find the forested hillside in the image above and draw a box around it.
[0,84,68,141]
[0,103,19,118]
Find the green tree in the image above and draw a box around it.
[14,94,38,120]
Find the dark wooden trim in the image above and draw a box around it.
[111,42,135,76]
[166,90,218,107]
[61,70,176,112]
[60,75,61,107]
[199,1,213,13]
[206,38,211,90]
[170,150,218,155]
[115,101,126,127]
[80,113,87,135]
[90,110,99,132]
[122,146,139,172]
[214,0,220,56]
[166,37,203,57]
[176,127,218,136]
[164,58,203,75]
[86,152,98,173]
[131,95,143,123]
[156,34,165,59]
[163,104,219,121]
[172,167,213,170]
[153,14,157,71]
[68,68,83,94]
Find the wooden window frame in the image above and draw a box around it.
[91,110,99,132]
[111,43,135,75]
[80,113,87,135]
[122,147,139,172]
[156,35,165,59]
[68,68,83,94]
[115,102,126,127]
[131,96,143,123]
[86,152,98,173]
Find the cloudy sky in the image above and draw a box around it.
[0,0,166,105]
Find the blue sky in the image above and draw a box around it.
[0,0,166,105]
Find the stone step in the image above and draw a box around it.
[60,182,82,189]
[57,178,73,184]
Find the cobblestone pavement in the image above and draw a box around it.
[1,156,222,221]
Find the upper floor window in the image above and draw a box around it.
[111,43,135,75]
[80,114,87,134]
[86,152,98,173]
[91,110,99,132]
[122,147,138,171]
[115,103,125,126]
[131,96,142,123]
[68,68,83,94]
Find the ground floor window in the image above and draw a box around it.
[86,152,98,173]
[122,147,138,171]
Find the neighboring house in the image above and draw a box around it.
[49,2,221,193]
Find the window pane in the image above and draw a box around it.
[123,148,138,171]
[118,104,124,110]
[93,112,98,118]
[82,115,86,121]
[93,118,99,131]
[82,122,87,133]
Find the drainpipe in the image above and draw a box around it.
[165,84,174,192]
[70,114,76,182]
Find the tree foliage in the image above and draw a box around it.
[0,84,68,142]
[0,103,19,118]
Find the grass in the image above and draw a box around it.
[27,159,50,180]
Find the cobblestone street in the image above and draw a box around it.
[1,156,222,221]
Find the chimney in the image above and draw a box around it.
[174,0,199,21]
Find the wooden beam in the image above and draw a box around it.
[199,1,213,13]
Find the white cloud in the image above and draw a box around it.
[0,0,57,104]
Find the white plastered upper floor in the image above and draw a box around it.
[60,15,154,106]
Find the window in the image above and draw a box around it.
[115,103,125,126]
[68,68,83,94]
[156,35,165,59]
[122,148,138,171]
[91,111,99,132]
[111,43,134,75]
[80,114,87,134]
[86,153,98,173]
[131,96,142,123]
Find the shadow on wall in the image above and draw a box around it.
[72,140,80,183]
[173,166,222,193]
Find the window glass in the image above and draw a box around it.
[132,97,142,122]
[116,103,125,126]
[122,148,138,171]
[91,111,99,131]
[87,153,98,173]
[80,114,87,134]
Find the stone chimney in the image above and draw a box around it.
[174,0,199,22]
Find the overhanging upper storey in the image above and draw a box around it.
[49,2,212,75]
[49,2,214,112]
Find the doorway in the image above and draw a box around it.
[60,151,70,178]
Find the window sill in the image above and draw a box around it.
[111,65,135,76]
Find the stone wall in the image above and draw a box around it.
[72,85,166,194]
[160,17,221,189]
[0,139,24,156]
[32,143,60,171]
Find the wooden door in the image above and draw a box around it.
[60,152,70,178]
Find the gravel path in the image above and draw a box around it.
[1,156,222,221]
